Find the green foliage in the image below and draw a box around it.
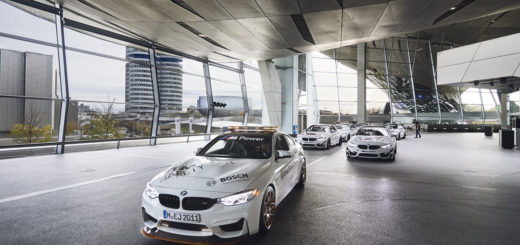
[9,124,53,144]
[82,103,125,140]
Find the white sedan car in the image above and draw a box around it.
[297,124,342,149]
[346,126,397,161]
[336,124,357,141]
[386,123,406,140]
[142,127,306,243]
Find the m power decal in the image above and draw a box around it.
[220,173,249,184]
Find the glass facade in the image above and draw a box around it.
[0,2,261,150]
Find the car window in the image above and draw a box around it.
[307,125,327,132]
[198,134,272,159]
[284,135,295,149]
[275,135,290,151]
[330,126,336,132]
[336,125,343,129]
[356,128,387,136]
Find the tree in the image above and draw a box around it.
[81,102,125,140]
[8,106,53,143]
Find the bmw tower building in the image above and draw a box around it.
[125,47,183,115]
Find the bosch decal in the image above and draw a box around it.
[220,173,249,184]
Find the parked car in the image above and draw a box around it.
[386,123,406,140]
[346,126,397,161]
[336,124,356,141]
[297,124,342,149]
[141,126,306,242]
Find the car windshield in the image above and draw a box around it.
[336,125,343,129]
[197,134,272,159]
[356,128,387,136]
[307,125,327,132]
[387,124,398,129]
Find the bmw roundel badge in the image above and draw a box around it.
[180,190,188,196]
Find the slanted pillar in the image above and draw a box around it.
[357,43,366,123]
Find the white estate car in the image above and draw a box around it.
[297,124,342,149]
[142,126,306,243]
[346,126,397,161]
[386,123,406,140]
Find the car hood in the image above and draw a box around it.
[150,156,271,193]
[350,136,392,145]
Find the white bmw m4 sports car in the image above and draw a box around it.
[346,126,397,161]
[141,126,306,243]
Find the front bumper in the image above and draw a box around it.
[346,145,394,159]
[299,139,327,148]
[142,188,262,241]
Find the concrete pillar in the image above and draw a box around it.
[500,93,508,128]
[258,60,282,128]
[357,43,366,124]
[306,53,319,126]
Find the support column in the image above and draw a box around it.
[428,40,442,123]
[479,88,486,124]
[203,62,213,140]
[238,62,249,125]
[148,48,160,146]
[500,93,508,128]
[405,37,418,121]
[383,39,393,123]
[306,53,319,126]
[258,60,282,128]
[492,90,501,125]
[55,4,70,154]
[457,86,464,123]
[357,43,366,124]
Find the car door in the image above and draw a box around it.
[284,135,301,187]
[273,134,292,200]
[330,126,339,144]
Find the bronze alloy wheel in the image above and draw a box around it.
[299,159,306,186]
[260,186,276,232]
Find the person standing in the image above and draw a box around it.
[413,119,422,138]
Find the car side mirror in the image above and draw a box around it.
[194,147,203,155]
[275,150,292,160]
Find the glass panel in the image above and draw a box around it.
[244,67,262,125]
[0,98,61,145]
[209,64,244,132]
[0,1,57,43]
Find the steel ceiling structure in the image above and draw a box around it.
[7,0,520,62]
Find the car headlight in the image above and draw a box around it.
[145,182,159,199]
[218,189,260,206]
[381,144,392,149]
[347,142,357,147]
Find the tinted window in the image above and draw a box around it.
[198,134,272,159]
[356,128,387,136]
[284,135,295,149]
[336,125,343,129]
[275,135,289,151]
[307,125,328,132]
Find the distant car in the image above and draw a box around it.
[386,123,406,140]
[297,124,342,149]
[346,126,397,161]
[142,126,306,242]
[335,124,356,141]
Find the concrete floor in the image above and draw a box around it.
[1,133,520,244]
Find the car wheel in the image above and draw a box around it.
[324,140,330,150]
[347,135,351,142]
[337,138,342,146]
[298,159,306,187]
[397,134,401,140]
[259,186,276,233]
[403,132,406,139]
[347,154,353,161]
[389,147,396,162]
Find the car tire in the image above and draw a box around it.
[347,135,351,142]
[403,132,406,139]
[325,140,330,150]
[397,134,401,140]
[337,138,342,146]
[347,154,353,161]
[259,186,276,233]
[389,147,396,162]
[298,160,306,187]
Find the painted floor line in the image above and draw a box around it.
[462,186,497,191]
[307,156,328,167]
[0,165,170,205]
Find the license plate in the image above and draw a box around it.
[163,210,201,223]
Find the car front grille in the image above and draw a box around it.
[182,197,217,211]
[358,145,367,149]
[359,153,378,157]
[368,145,380,150]
[159,194,180,209]
[160,220,208,231]
[302,138,317,141]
